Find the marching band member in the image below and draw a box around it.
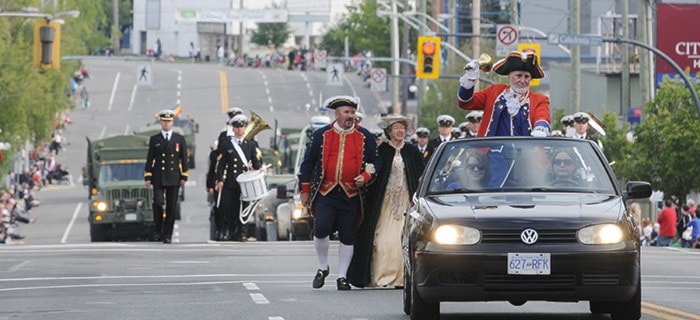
[215,114,261,241]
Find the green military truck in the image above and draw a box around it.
[84,134,180,241]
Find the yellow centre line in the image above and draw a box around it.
[219,71,228,114]
[643,301,700,320]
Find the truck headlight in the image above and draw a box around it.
[292,203,304,220]
[578,224,624,244]
[93,201,108,212]
[433,225,480,245]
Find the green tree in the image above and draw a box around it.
[624,78,700,203]
[251,23,291,49]
[319,0,391,59]
[599,112,633,181]
[0,0,110,176]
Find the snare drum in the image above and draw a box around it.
[236,170,267,201]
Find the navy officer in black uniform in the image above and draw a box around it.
[144,109,189,243]
[215,114,262,241]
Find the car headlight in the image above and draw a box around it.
[433,225,481,245]
[578,224,624,244]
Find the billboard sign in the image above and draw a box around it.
[656,4,700,75]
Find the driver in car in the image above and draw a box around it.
[547,148,582,187]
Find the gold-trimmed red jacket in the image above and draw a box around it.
[298,122,380,204]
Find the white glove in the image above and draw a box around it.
[530,126,549,137]
[459,59,479,89]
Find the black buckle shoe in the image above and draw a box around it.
[312,268,329,289]
[336,277,351,291]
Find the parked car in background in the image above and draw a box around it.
[403,137,652,320]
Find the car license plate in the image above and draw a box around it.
[125,213,137,221]
[507,253,551,275]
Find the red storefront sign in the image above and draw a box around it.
[656,4,700,74]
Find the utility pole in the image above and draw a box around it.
[391,0,400,114]
[112,0,119,55]
[239,0,244,55]
[448,0,456,64]
[472,0,480,60]
[401,0,410,115]
[637,0,651,103]
[511,0,519,24]
[418,0,427,121]
[571,0,581,112]
[621,0,630,115]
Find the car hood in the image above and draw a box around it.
[424,193,624,222]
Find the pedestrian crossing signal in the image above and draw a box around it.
[416,36,441,79]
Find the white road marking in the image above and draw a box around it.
[268,317,284,320]
[250,293,269,304]
[61,202,82,244]
[108,72,121,111]
[124,124,130,135]
[243,282,259,290]
[99,126,106,139]
[128,83,137,111]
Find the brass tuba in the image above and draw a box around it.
[244,111,272,140]
[586,112,606,137]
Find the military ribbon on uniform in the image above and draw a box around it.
[175,143,179,152]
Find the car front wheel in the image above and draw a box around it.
[403,264,411,315]
[611,280,641,320]
[410,269,439,320]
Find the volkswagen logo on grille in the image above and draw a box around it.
[520,229,539,244]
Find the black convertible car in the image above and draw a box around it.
[402,137,652,320]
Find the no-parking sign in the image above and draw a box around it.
[370,68,387,92]
[496,24,519,57]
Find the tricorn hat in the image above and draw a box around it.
[492,50,545,79]
[323,95,360,110]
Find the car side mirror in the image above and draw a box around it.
[624,181,652,199]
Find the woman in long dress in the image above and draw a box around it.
[348,115,424,288]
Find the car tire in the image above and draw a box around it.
[589,301,612,314]
[610,280,641,320]
[410,270,439,320]
[403,264,411,315]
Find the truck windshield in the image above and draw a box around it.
[99,163,144,184]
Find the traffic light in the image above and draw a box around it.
[416,36,441,79]
[33,20,62,69]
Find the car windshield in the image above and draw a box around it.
[426,138,616,195]
[99,163,145,184]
